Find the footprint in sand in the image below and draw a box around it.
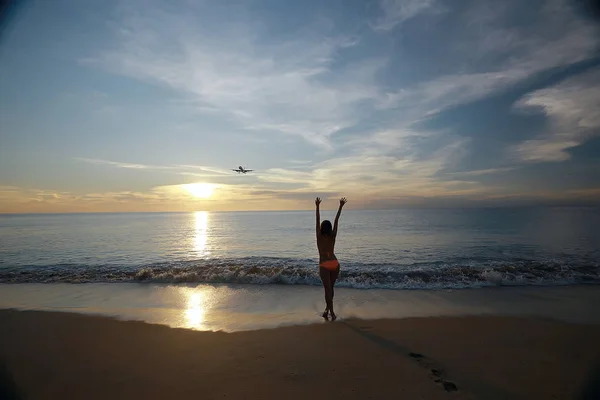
[408,352,458,392]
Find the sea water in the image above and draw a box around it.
[1,208,599,288]
[1,208,599,331]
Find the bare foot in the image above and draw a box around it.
[322,310,329,320]
[330,312,337,321]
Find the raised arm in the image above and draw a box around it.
[315,197,322,237]
[332,197,347,236]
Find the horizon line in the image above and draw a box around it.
[1,204,599,216]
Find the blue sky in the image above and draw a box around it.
[1,0,599,212]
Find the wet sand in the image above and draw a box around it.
[1,310,599,399]
[2,283,600,332]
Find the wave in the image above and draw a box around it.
[1,257,599,289]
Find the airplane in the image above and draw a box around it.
[232,166,254,174]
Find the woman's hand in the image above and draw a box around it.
[339,197,347,207]
[315,197,322,207]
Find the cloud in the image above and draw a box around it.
[371,0,443,32]
[309,133,489,197]
[256,168,314,185]
[567,187,600,197]
[0,186,21,194]
[73,132,491,206]
[288,159,313,165]
[513,68,600,162]
[379,71,524,115]
[84,0,385,148]
[0,181,331,213]
[445,167,517,177]
[247,189,341,203]
[250,126,518,201]
[341,128,438,157]
[378,0,600,116]
[174,164,239,176]
[75,157,241,179]
[74,157,172,170]
[514,140,580,162]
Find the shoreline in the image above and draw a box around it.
[1,283,600,333]
[1,310,599,399]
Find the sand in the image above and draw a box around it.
[1,310,599,400]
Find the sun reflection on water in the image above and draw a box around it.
[194,211,209,256]
[185,291,206,329]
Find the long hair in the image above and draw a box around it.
[320,220,333,236]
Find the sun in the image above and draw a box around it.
[184,183,215,199]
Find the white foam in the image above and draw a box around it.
[1,258,599,289]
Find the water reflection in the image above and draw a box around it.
[185,291,206,329]
[194,211,209,256]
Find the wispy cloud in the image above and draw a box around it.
[445,167,517,177]
[173,165,237,176]
[0,186,21,194]
[83,1,385,149]
[371,0,443,32]
[76,157,239,178]
[251,130,491,200]
[378,0,600,116]
[257,168,314,185]
[567,188,600,197]
[74,157,173,170]
[513,68,600,162]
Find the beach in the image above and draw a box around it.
[1,310,599,400]
[1,284,600,399]
[1,210,599,398]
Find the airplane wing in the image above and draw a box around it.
[232,169,240,172]
[245,170,253,172]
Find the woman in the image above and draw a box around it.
[315,196,347,321]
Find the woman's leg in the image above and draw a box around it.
[328,266,340,320]
[330,265,340,299]
[319,266,333,318]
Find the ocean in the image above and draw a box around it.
[1,208,599,289]
[1,208,599,331]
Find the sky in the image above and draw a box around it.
[0,0,599,213]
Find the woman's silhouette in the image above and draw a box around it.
[315,196,347,321]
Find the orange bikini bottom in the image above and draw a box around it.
[319,260,340,270]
